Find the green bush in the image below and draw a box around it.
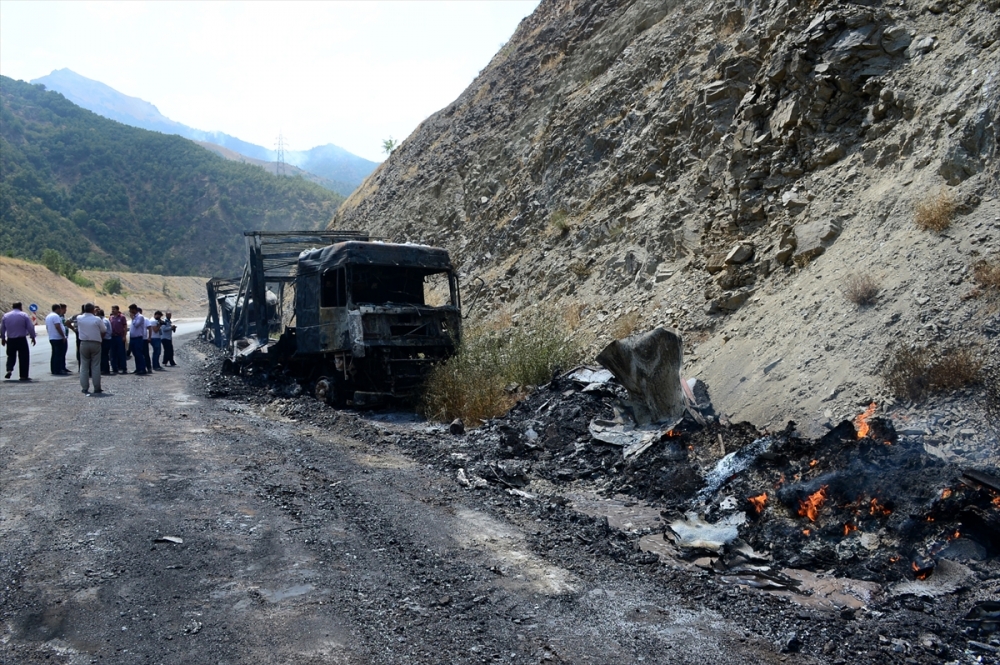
[71,274,95,288]
[421,314,582,425]
[103,277,122,294]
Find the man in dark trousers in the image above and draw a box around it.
[45,304,69,375]
[1,302,37,380]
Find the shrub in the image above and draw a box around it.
[103,277,122,294]
[844,273,880,307]
[882,343,983,401]
[914,190,955,232]
[610,310,641,339]
[973,259,1000,291]
[421,315,581,425]
[549,209,570,235]
[71,275,95,288]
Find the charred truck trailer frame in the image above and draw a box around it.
[206,231,462,405]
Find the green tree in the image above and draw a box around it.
[103,277,122,294]
[382,137,399,155]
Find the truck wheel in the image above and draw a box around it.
[315,377,332,402]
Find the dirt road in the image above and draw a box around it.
[1,334,808,664]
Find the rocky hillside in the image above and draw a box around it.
[334,0,999,436]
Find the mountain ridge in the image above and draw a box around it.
[31,68,378,197]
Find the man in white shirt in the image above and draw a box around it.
[148,311,163,371]
[127,304,148,375]
[45,304,69,375]
[76,303,108,394]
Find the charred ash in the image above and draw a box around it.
[452,370,1000,588]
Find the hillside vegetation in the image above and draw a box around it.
[335,0,999,433]
[0,75,343,277]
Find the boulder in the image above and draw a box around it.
[725,243,754,265]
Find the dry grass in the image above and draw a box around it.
[914,190,955,232]
[843,273,880,307]
[882,343,984,401]
[568,261,591,278]
[421,315,581,426]
[563,301,586,331]
[610,310,641,339]
[973,259,1000,291]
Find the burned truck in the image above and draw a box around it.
[205,231,462,406]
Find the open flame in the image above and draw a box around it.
[843,522,858,536]
[911,561,931,580]
[802,529,811,536]
[809,459,819,468]
[940,488,953,500]
[993,496,1000,508]
[748,493,768,515]
[869,497,892,517]
[798,485,829,522]
[854,402,877,438]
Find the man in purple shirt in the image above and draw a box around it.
[108,305,128,374]
[1,302,37,380]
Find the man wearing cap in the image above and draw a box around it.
[1,302,37,380]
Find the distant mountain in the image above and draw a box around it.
[1,75,343,276]
[31,68,378,196]
[194,141,356,195]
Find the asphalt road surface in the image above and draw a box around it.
[1,333,797,664]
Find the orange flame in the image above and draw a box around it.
[775,473,786,489]
[665,429,681,438]
[809,459,818,468]
[843,523,858,536]
[940,488,953,500]
[798,486,829,522]
[926,516,935,522]
[993,496,1000,508]
[802,529,811,536]
[748,493,768,515]
[869,497,892,517]
[890,555,900,563]
[911,562,931,580]
[855,402,877,438]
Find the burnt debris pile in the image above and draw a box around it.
[200,335,1000,591]
[460,370,1000,585]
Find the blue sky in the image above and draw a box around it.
[0,1,539,162]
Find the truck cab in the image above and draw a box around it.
[292,241,461,405]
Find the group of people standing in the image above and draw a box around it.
[1,301,177,394]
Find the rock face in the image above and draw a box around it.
[334,0,1000,433]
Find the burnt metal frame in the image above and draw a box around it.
[203,277,241,347]
[228,230,370,358]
